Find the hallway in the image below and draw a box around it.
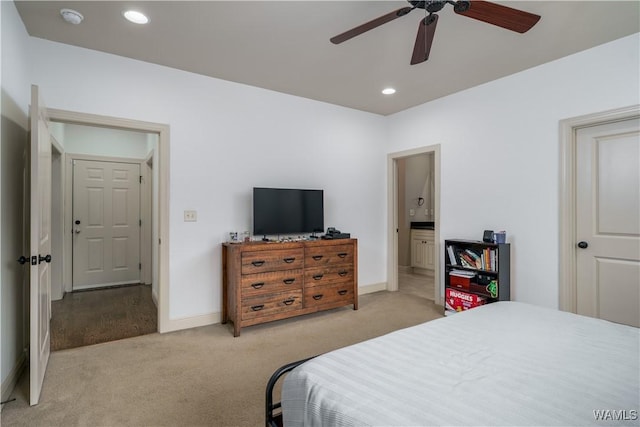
[50,284,157,351]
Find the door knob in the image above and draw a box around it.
[38,254,52,264]
[74,228,81,234]
[577,241,588,249]
[17,256,29,265]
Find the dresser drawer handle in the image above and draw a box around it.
[338,270,348,277]
[312,255,323,261]
[338,290,348,296]
[312,274,324,280]
[283,257,295,263]
[283,278,295,285]
[251,282,265,289]
[251,304,264,311]
[312,294,324,300]
[251,260,265,267]
[337,252,348,258]
[283,298,295,306]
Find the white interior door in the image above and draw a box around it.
[576,117,640,327]
[29,85,52,406]
[72,160,141,290]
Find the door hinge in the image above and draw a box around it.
[139,219,142,226]
[139,263,142,270]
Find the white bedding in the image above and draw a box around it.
[282,302,640,426]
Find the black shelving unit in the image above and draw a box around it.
[444,239,510,314]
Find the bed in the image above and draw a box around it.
[267,302,639,426]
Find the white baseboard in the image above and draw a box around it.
[412,267,435,276]
[151,288,158,308]
[1,353,26,406]
[164,311,221,333]
[398,265,412,274]
[358,282,388,295]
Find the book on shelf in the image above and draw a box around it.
[447,243,498,272]
[447,245,457,266]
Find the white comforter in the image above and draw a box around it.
[282,302,640,426]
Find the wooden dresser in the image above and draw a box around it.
[222,239,358,336]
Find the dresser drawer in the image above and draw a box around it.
[305,282,355,309]
[241,290,303,320]
[241,270,303,297]
[305,244,354,267]
[241,248,304,274]
[305,265,354,288]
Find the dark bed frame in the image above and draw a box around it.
[265,356,317,427]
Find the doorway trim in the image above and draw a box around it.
[51,136,65,301]
[558,104,639,313]
[47,108,172,333]
[387,144,442,305]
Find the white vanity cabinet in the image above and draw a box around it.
[411,229,435,270]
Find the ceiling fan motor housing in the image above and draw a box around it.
[408,1,470,14]
[409,1,446,13]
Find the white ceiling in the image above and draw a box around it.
[14,1,640,115]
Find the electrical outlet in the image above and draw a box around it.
[409,209,415,216]
[184,210,197,222]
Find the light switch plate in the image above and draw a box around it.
[184,210,197,222]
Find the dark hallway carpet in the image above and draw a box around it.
[50,284,157,351]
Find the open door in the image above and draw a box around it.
[29,84,52,405]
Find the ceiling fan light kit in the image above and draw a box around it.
[331,0,540,65]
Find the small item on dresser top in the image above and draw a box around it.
[494,231,506,244]
[229,232,238,242]
[482,230,494,243]
[322,227,351,240]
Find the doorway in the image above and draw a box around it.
[397,153,436,300]
[387,145,441,305]
[46,108,171,335]
[49,123,158,350]
[559,105,640,327]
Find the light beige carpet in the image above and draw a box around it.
[1,290,442,427]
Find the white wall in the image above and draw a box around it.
[26,37,388,321]
[0,0,30,401]
[56,123,151,159]
[404,153,434,223]
[386,33,640,308]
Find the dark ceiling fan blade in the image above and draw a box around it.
[410,14,438,65]
[330,6,414,44]
[455,1,540,33]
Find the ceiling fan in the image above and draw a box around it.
[330,0,541,65]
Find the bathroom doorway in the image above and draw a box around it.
[387,145,441,305]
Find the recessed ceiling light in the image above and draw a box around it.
[123,10,149,24]
[60,8,84,25]
[382,88,396,95]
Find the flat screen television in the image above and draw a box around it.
[253,187,324,237]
